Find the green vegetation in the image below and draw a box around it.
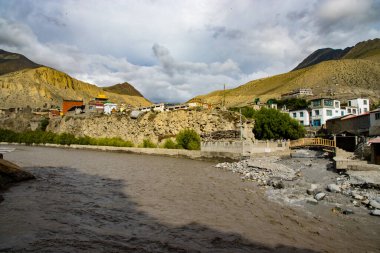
[141,139,157,148]
[176,129,201,150]
[39,118,50,131]
[162,139,178,149]
[0,129,133,147]
[252,108,305,140]
[229,106,255,119]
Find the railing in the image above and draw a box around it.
[289,138,336,148]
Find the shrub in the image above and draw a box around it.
[39,118,50,131]
[162,139,178,149]
[142,139,157,148]
[253,107,305,140]
[176,129,201,150]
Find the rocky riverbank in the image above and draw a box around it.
[0,157,35,202]
[216,150,380,217]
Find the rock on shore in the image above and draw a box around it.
[0,159,35,200]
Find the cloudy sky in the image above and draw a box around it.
[0,0,379,102]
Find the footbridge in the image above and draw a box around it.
[289,138,336,152]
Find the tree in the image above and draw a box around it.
[253,107,305,140]
[176,129,201,150]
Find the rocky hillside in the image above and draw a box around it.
[0,66,151,109]
[103,82,143,97]
[0,49,41,76]
[192,39,380,107]
[47,110,245,144]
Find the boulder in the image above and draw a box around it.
[306,198,318,205]
[370,209,380,216]
[314,192,326,201]
[327,184,341,193]
[307,184,319,195]
[369,200,380,210]
[0,159,35,189]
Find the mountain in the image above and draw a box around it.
[103,82,143,97]
[191,39,380,107]
[293,47,352,71]
[0,49,41,75]
[0,50,151,109]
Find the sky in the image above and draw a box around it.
[0,0,379,103]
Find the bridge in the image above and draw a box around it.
[289,138,336,152]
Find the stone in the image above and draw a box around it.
[327,184,341,193]
[314,192,326,201]
[307,184,318,195]
[352,200,360,207]
[370,209,380,216]
[272,180,284,189]
[361,199,370,205]
[369,200,380,209]
[342,209,354,215]
[352,193,364,200]
[306,198,318,205]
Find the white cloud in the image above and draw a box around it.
[0,0,379,102]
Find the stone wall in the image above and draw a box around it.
[47,110,244,145]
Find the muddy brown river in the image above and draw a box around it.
[0,145,379,252]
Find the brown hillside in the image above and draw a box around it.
[103,82,144,97]
[192,59,380,107]
[0,67,151,109]
[0,50,41,76]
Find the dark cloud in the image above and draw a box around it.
[207,26,243,40]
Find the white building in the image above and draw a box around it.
[347,98,370,115]
[139,103,165,112]
[309,98,343,127]
[104,103,117,115]
[369,108,380,136]
[289,109,310,126]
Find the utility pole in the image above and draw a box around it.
[223,84,226,109]
[240,108,243,140]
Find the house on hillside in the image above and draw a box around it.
[88,94,109,113]
[309,98,343,127]
[62,100,84,115]
[281,88,313,100]
[288,109,310,126]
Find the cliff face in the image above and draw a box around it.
[0,67,151,108]
[47,110,244,145]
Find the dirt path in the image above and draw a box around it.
[0,145,379,252]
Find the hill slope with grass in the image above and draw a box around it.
[192,39,380,107]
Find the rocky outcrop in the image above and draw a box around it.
[47,110,245,145]
[0,159,35,190]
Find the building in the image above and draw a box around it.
[309,98,343,127]
[139,103,165,112]
[347,98,370,115]
[104,103,117,115]
[369,137,380,165]
[62,100,84,115]
[288,109,309,126]
[326,113,370,136]
[281,88,313,100]
[88,94,109,113]
[369,108,380,136]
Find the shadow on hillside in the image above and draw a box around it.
[0,167,319,253]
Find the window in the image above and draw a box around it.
[293,113,296,118]
[300,120,304,125]
[300,112,304,117]
[353,109,357,114]
[348,101,352,106]
[327,110,332,116]
[315,110,320,116]
[364,100,368,105]
[313,119,321,126]
[312,100,321,107]
[364,108,368,113]
[347,108,351,113]
[376,113,380,120]
[335,101,339,108]
[341,111,344,116]
[324,100,333,106]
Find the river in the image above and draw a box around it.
[0,145,379,252]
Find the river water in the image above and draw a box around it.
[0,145,379,252]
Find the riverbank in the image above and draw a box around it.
[0,145,379,252]
[0,142,291,161]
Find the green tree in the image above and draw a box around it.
[176,129,201,150]
[253,107,305,140]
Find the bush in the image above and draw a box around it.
[253,108,305,140]
[176,129,201,150]
[39,118,50,131]
[162,139,178,149]
[141,139,157,148]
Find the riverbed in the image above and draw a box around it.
[0,145,379,252]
